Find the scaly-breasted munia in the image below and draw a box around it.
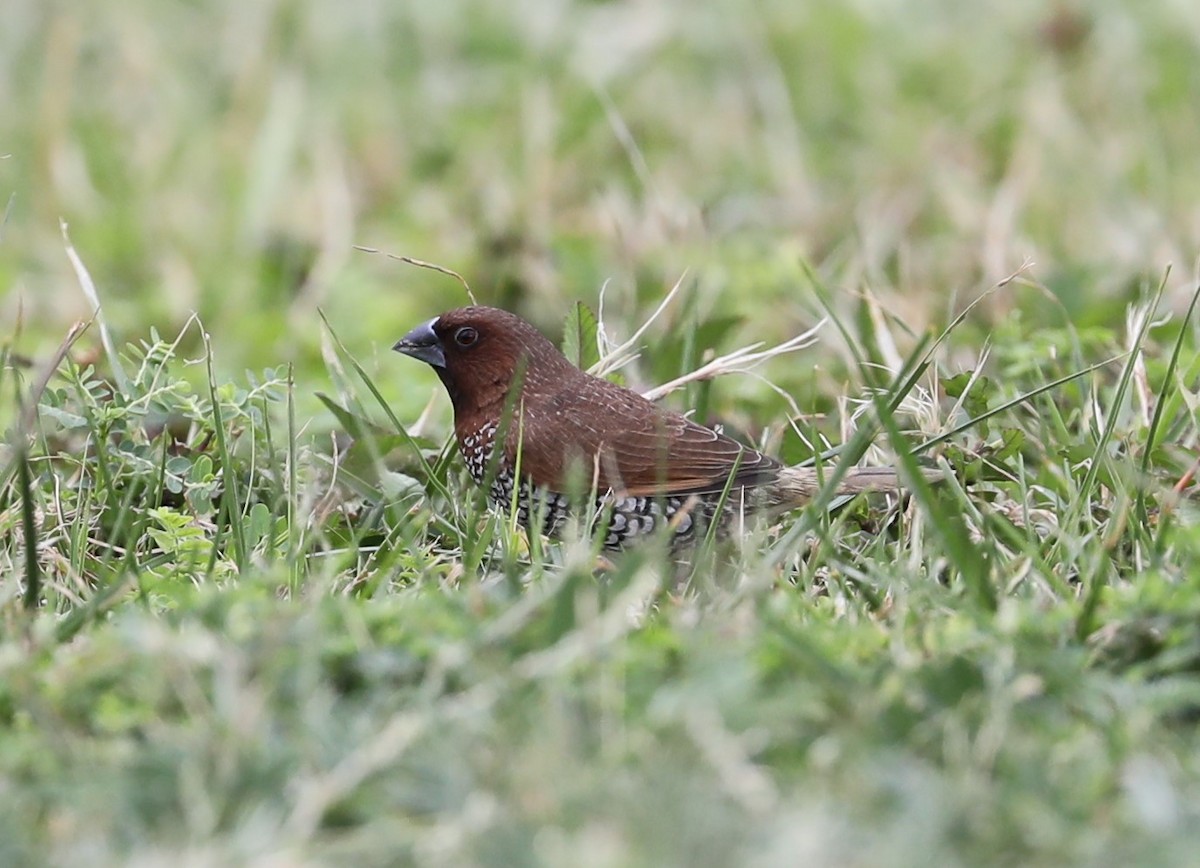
[395,306,919,549]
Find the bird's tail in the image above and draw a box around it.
[764,464,940,509]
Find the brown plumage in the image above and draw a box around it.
[394,305,920,549]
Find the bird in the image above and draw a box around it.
[393,305,924,550]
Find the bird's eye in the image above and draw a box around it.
[454,326,479,348]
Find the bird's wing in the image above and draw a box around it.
[510,374,780,497]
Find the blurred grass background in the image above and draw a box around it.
[5,0,1198,397]
[5,1,1200,865]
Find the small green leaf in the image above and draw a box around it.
[993,428,1025,462]
[247,502,273,548]
[561,301,600,370]
[943,371,974,399]
[944,371,992,435]
[39,404,89,429]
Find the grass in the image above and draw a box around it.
[4,0,1200,864]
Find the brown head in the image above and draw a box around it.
[392,306,576,418]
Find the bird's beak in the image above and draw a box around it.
[392,318,446,368]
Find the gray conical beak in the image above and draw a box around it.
[392,318,445,368]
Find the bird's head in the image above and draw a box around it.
[393,305,572,412]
